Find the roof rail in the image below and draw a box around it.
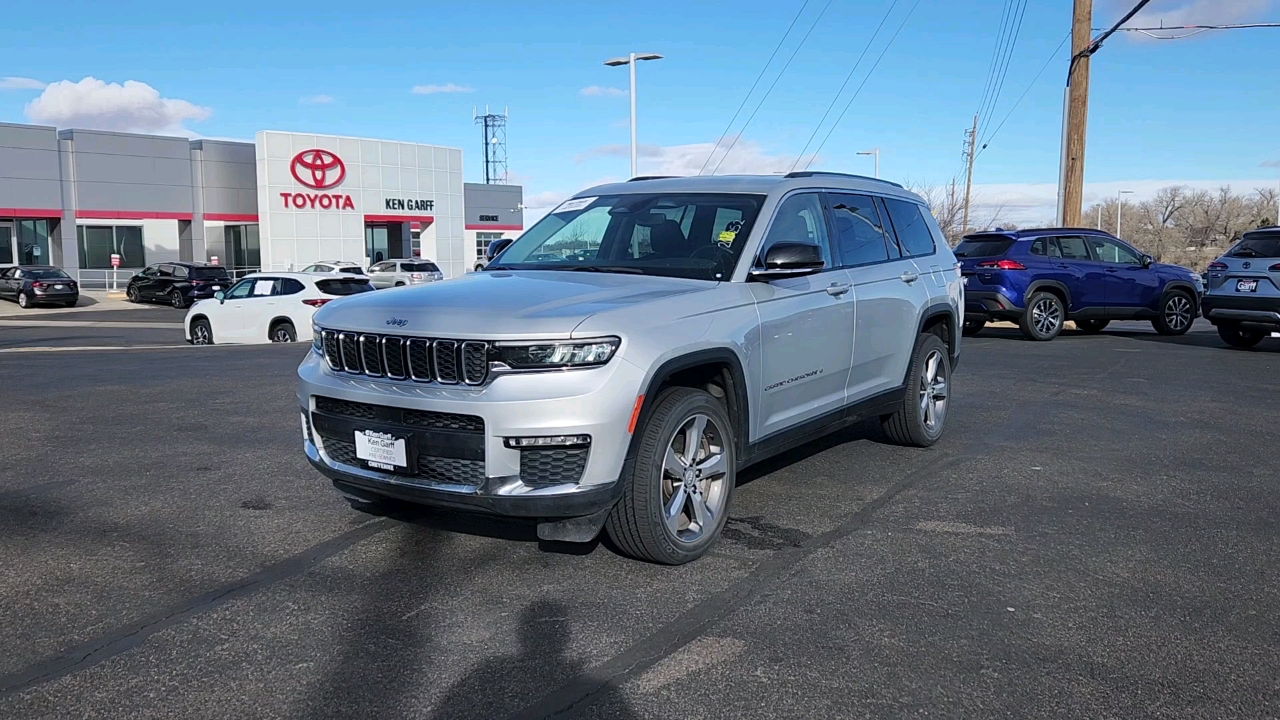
[782,170,904,188]
[626,175,679,182]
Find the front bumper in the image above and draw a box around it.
[1201,293,1280,327]
[297,349,643,518]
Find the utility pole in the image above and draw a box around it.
[962,114,978,234]
[1058,0,1093,227]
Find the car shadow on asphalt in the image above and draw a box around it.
[971,325,1280,352]
[356,499,602,556]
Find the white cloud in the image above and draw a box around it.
[300,94,334,104]
[410,83,474,95]
[24,77,210,135]
[580,85,628,98]
[1,76,46,90]
[576,137,811,176]
[1263,159,1280,168]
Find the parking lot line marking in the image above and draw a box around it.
[0,345,193,353]
[0,320,184,329]
[0,519,391,698]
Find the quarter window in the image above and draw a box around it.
[759,193,832,266]
[826,193,890,267]
[882,198,936,258]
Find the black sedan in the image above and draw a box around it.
[126,262,233,308]
[0,266,79,308]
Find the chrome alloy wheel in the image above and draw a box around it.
[272,326,293,342]
[191,324,212,345]
[1164,295,1192,332]
[918,348,949,433]
[1031,296,1062,336]
[661,414,730,544]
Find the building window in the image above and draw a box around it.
[223,224,261,270]
[476,232,504,259]
[77,225,145,269]
[16,220,51,265]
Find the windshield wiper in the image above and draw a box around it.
[563,265,646,274]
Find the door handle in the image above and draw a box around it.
[900,272,919,284]
[826,282,851,297]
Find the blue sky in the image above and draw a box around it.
[3,0,1278,223]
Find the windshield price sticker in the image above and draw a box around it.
[354,430,407,470]
[553,197,597,214]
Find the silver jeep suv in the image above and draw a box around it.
[298,172,962,564]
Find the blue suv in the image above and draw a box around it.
[956,228,1203,341]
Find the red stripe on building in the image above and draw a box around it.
[204,213,259,223]
[0,208,63,219]
[76,210,194,221]
[465,224,523,231]
[363,214,435,224]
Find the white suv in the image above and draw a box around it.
[298,173,962,564]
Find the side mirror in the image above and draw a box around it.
[214,291,225,303]
[486,237,514,261]
[1142,254,1154,268]
[750,242,826,280]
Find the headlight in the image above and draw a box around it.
[495,337,620,370]
[312,327,323,353]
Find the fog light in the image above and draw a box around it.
[504,435,591,448]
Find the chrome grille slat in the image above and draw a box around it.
[321,330,342,371]
[407,339,433,381]
[434,340,459,384]
[359,334,384,376]
[338,333,361,373]
[382,337,407,380]
[461,341,488,385]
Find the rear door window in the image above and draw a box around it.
[954,237,1014,258]
[277,278,306,295]
[251,278,279,296]
[316,278,374,296]
[826,193,890,267]
[1053,236,1093,261]
[882,198,936,257]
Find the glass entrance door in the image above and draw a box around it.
[0,223,12,265]
[17,220,50,265]
[365,225,390,264]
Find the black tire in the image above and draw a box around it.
[881,333,952,447]
[962,318,986,337]
[126,285,140,303]
[1153,291,1194,336]
[17,292,31,309]
[1075,319,1110,334]
[1217,323,1264,349]
[605,387,736,565]
[270,322,296,343]
[190,319,214,345]
[1018,291,1065,341]
[63,299,78,308]
[395,281,405,287]
[170,289,188,309]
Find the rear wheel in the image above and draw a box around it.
[17,292,31,309]
[270,322,296,343]
[881,333,951,447]
[1217,323,1264,349]
[170,289,188,309]
[190,319,213,345]
[962,318,986,337]
[605,387,735,565]
[1153,291,1193,335]
[1018,292,1064,341]
[1075,319,1110,334]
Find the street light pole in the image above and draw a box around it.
[1116,189,1133,237]
[604,52,663,178]
[856,149,880,179]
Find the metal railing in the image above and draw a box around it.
[75,269,139,291]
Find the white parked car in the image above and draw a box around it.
[367,259,444,288]
[184,272,373,345]
[300,261,366,276]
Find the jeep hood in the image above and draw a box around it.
[313,270,715,338]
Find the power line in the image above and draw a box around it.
[788,0,901,172]
[803,0,923,170]
[712,0,838,174]
[977,0,1030,142]
[974,0,1022,136]
[697,0,812,176]
[977,31,1070,156]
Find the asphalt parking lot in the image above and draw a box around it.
[1,319,1278,719]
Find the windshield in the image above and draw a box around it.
[1229,233,1280,259]
[490,193,765,281]
[191,267,230,280]
[27,269,71,280]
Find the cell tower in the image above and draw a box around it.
[473,106,508,184]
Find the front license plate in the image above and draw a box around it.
[1237,279,1258,293]
[355,429,408,471]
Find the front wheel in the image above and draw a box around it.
[962,318,986,337]
[190,319,214,345]
[1217,323,1264,349]
[605,387,735,565]
[1153,291,1194,336]
[270,322,296,343]
[881,333,951,447]
[1018,292,1065,341]
[126,285,140,303]
[1075,319,1110,334]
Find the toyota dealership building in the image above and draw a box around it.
[0,121,524,280]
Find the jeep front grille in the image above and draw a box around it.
[320,330,490,385]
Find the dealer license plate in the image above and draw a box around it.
[354,430,408,471]
[1237,279,1258,293]
[211,285,222,291]
[54,284,64,290]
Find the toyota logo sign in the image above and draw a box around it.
[290,149,346,190]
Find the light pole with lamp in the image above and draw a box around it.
[856,149,880,179]
[1116,189,1134,238]
[604,52,663,178]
